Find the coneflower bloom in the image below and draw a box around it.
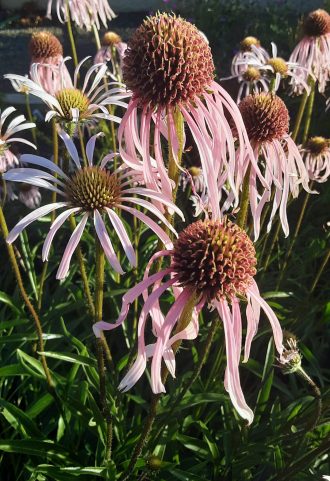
[235,42,311,95]
[0,107,36,174]
[231,36,269,77]
[46,0,116,32]
[300,136,330,183]
[18,185,41,209]
[94,31,127,81]
[4,132,183,279]
[94,218,284,424]
[222,65,270,102]
[228,92,311,239]
[119,13,254,211]
[289,9,330,93]
[5,58,128,129]
[29,31,71,95]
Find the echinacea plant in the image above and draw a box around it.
[4,132,183,279]
[95,218,284,424]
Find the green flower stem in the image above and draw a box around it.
[25,93,37,147]
[291,76,313,143]
[92,23,102,50]
[120,293,197,481]
[261,219,281,273]
[167,107,184,207]
[38,119,59,310]
[0,176,7,206]
[310,247,330,294]
[78,124,88,167]
[296,366,322,431]
[95,236,113,463]
[237,165,251,229]
[0,206,54,390]
[276,182,314,289]
[302,78,315,144]
[65,0,78,68]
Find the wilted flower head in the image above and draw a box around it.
[235,42,311,95]
[301,136,330,183]
[94,218,284,424]
[18,184,41,209]
[119,12,254,212]
[5,58,129,130]
[231,36,269,77]
[28,31,71,95]
[0,107,36,174]
[46,0,116,31]
[278,333,302,374]
[228,92,312,239]
[4,132,183,279]
[94,31,127,81]
[289,9,330,93]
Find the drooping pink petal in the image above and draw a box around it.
[42,207,80,261]
[6,202,67,243]
[105,207,136,267]
[56,213,89,279]
[94,209,124,274]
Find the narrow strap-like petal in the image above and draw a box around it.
[94,209,124,274]
[105,208,136,267]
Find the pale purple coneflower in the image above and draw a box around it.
[289,9,330,94]
[4,132,183,279]
[28,31,71,95]
[46,0,116,32]
[226,92,312,240]
[119,13,254,210]
[231,36,269,77]
[222,65,270,102]
[18,185,41,209]
[0,107,36,174]
[94,31,127,81]
[300,136,330,183]
[235,42,311,95]
[5,58,129,129]
[94,218,284,424]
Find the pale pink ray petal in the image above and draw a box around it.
[94,209,124,274]
[93,268,172,338]
[243,290,261,362]
[85,132,104,166]
[6,202,67,243]
[20,154,68,180]
[119,277,177,392]
[56,213,89,279]
[151,289,192,394]
[58,130,81,169]
[119,205,172,249]
[247,279,284,358]
[122,188,184,220]
[42,207,81,261]
[105,207,136,267]
[215,299,254,425]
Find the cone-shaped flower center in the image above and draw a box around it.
[102,31,122,46]
[238,92,289,143]
[65,167,121,211]
[55,88,90,120]
[29,31,63,60]
[240,36,260,52]
[303,9,330,37]
[122,12,215,109]
[267,57,288,76]
[172,219,257,301]
[305,136,329,156]
[242,66,261,81]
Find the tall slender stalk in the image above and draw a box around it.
[78,124,88,166]
[310,247,330,294]
[65,0,78,68]
[237,165,251,229]
[92,23,102,50]
[291,77,313,143]
[38,119,59,309]
[302,79,315,144]
[0,206,54,390]
[25,94,37,147]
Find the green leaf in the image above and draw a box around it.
[0,363,28,377]
[0,291,21,314]
[0,398,43,438]
[254,339,274,422]
[26,393,54,418]
[0,440,74,463]
[38,351,97,367]
[0,334,62,344]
